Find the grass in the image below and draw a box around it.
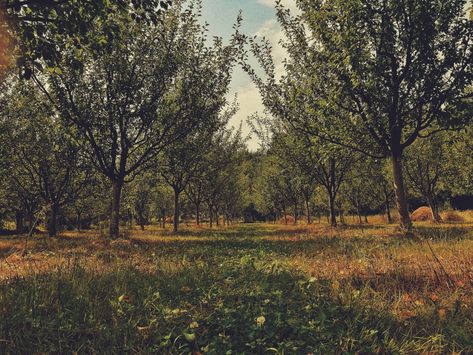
[1,219,473,354]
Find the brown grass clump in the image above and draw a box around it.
[411,206,433,221]
[442,210,465,223]
[279,215,295,224]
[462,210,473,221]
[371,214,399,224]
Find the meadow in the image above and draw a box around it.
[1,216,473,354]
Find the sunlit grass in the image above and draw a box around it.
[1,216,473,353]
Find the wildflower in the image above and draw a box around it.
[118,294,131,303]
[190,321,199,329]
[256,315,266,327]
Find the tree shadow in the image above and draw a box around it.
[414,225,472,241]
[0,261,436,354]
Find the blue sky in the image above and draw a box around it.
[201,0,298,150]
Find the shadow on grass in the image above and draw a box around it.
[414,225,472,241]
[2,259,469,354]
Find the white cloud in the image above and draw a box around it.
[257,0,299,13]
[229,4,300,151]
[254,19,287,78]
[228,81,265,151]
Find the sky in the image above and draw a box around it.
[201,0,298,150]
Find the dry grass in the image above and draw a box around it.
[411,206,434,221]
[1,214,473,352]
[2,218,473,305]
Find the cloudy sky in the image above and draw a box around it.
[201,0,298,150]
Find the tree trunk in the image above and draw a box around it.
[339,205,345,225]
[128,208,134,230]
[161,208,166,229]
[328,157,338,227]
[427,195,442,223]
[77,212,81,231]
[216,207,220,227]
[385,194,392,224]
[364,214,369,224]
[47,204,58,237]
[305,197,311,225]
[209,206,213,228]
[293,202,298,224]
[28,212,34,231]
[173,188,180,233]
[109,179,123,238]
[391,153,412,232]
[196,202,200,226]
[328,194,337,227]
[15,211,24,234]
[139,212,145,231]
[357,204,362,224]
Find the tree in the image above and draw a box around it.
[448,101,473,196]
[158,101,238,232]
[252,114,354,227]
[38,4,233,238]
[185,177,206,226]
[152,182,174,229]
[1,81,90,236]
[404,134,451,222]
[256,155,294,224]
[0,0,171,78]
[201,127,245,228]
[342,158,392,224]
[244,0,473,233]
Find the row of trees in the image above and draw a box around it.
[0,1,251,237]
[1,0,472,237]
[251,125,473,226]
[242,0,473,232]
